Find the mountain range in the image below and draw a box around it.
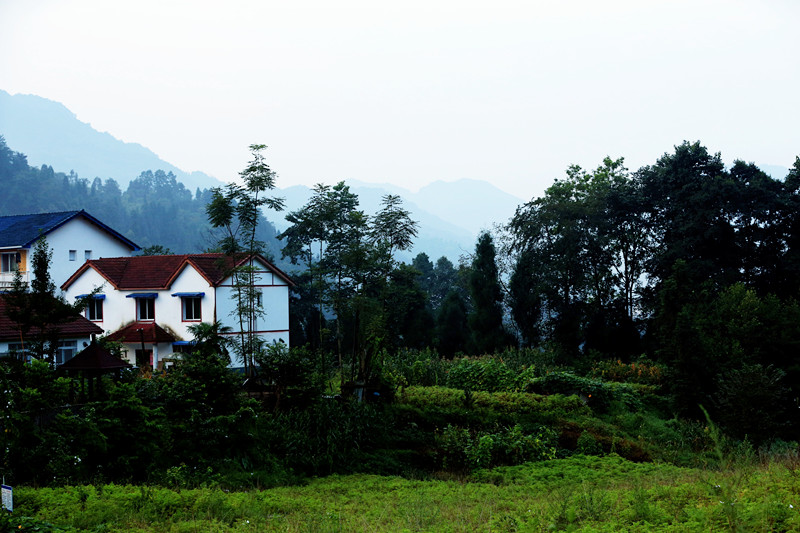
[0,89,526,262]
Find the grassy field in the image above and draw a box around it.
[6,454,800,532]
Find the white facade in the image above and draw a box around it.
[0,212,137,289]
[45,217,136,288]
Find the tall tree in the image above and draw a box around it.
[205,144,284,374]
[2,238,93,364]
[468,232,509,354]
[437,290,470,358]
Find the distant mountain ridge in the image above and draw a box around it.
[0,89,224,190]
[0,89,527,261]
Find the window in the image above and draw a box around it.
[84,250,92,260]
[182,297,202,321]
[6,343,30,361]
[137,298,155,320]
[69,250,76,261]
[1,252,20,272]
[86,298,103,321]
[56,341,77,365]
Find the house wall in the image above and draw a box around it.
[215,266,291,347]
[47,217,135,288]
[160,266,216,341]
[62,268,118,335]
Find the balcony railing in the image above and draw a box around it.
[0,269,30,288]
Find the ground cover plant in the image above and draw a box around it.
[6,453,800,532]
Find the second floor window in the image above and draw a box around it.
[86,298,103,321]
[1,252,20,272]
[182,297,202,321]
[137,298,155,320]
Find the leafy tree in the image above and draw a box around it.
[468,232,510,354]
[280,183,420,384]
[508,249,542,347]
[205,144,285,374]
[255,342,318,411]
[382,264,434,350]
[140,244,173,255]
[187,321,233,364]
[2,237,93,364]
[437,290,470,358]
[639,141,738,298]
[370,194,419,266]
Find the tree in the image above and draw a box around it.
[639,141,738,298]
[370,194,419,266]
[468,232,509,354]
[280,184,421,386]
[205,144,285,375]
[187,321,233,364]
[508,249,542,347]
[437,290,470,358]
[2,237,93,364]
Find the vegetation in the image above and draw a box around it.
[3,139,800,530]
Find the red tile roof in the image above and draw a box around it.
[105,321,178,343]
[62,253,293,291]
[58,340,132,371]
[0,299,103,342]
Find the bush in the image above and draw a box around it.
[589,359,664,386]
[437,423,558,471]
[397,386,589,419]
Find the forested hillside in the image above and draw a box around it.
[0,135,282,258]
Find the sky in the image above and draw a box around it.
[1,0,799,201]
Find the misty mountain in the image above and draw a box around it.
[0,89,526,262]
[760,164,790,180]
[0,89,223,191]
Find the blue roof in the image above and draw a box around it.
[0,210,139,250]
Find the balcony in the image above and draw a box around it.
[0,269,30,288]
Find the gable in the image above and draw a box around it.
[0,210,139,251]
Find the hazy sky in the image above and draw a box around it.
[1,0,798,200]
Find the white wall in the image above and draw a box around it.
[159,266,216,341]
[216,262,291,348]
[48,216,135,288]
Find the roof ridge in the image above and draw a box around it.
[0,210,80,219]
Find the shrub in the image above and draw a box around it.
[437,423,558,471]
[589,358,665,386]
[398,386,589,420]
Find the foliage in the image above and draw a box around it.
[254,343,321,410]
[398,386,589,418]
[437,423,558,470]
[467,232,511,355]
[205,144,285,375]
[445,357,536,393]
[10,454,800,532]
[589,358,665,386]
[1,237,93,364]
[435,290,470,358]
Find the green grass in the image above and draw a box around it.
[8,454,800,532]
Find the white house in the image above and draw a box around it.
[61,253,293,368]
[0,210,140,289]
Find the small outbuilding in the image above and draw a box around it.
[57,339,132,398]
